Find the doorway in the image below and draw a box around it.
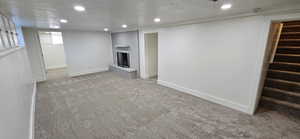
[258,20,300,116]
[38,31,67,80]
[144,33,158,80]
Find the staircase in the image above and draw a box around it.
[260,21,300,116]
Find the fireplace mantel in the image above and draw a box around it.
[114,44,130,48]
[115,50,129,53]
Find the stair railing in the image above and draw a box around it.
[269,23,283,63]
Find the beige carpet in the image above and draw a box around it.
[46,68,68,80]
[35,71,300,139]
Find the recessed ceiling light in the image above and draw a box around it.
[221,3,232,10]
[104,28,109,32]
[60,19,68,23]
[74,5,86,12]
[50,25,60,29]
[154,18,161,23]
[122,24,127,28]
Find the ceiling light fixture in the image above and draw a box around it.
[60,19,68,23]
[122,24,127,28]
[104,28,109,32]
[221,3,232,10]
[154,18,161,23]
[74,5,86,12]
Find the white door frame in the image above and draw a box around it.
[139,29,159,79]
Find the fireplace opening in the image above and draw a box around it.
[117,52,130,68]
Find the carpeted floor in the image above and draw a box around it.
[46,68,68,80]
[35,71,300,139]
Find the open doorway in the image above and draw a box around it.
[258,20,300,117]
[38,31,67,80]
[144,33,158,80]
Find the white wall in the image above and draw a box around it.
[140,13,300,114]
[62,30,113,76]
[140,16,271,114]
[39,32,67,70]
[23,28,113,79]
[0,48,35,139]
[41,44,67,69]
[23,27,47,82]
[145,33,158,78]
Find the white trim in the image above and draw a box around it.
[157,79,251,114]
[114,44,130,48]
[139,31,160,79]
[46,65,67,70]
[111,6,300,33]
[69,67,109,77]
[115,50,130,54]
[0,47,23,58]
[29,81,37,139]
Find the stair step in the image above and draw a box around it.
[282,24,300,31]
[281,32,300,35]
[274,54,300,63]
[283,21,300,25]
[267,69,300,82]
[283,25,300,28]
[278,40,300,46]
[265,78,300,92]
[264,87,300,96]
[277,45,300,48]
[261,96,300,109]
[282,26,300,32]
[263,87,300,104]
[276,47,300,54]
[279,39,300,42]
[260,96,300,117]
[270,62,300,72]
[277,46,300,49]
[280,34,300,39]
[275,54,300,57]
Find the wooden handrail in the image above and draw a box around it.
[269,23,283,63]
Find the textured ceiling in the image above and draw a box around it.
[0,0,300,31]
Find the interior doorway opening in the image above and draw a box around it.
[144,33,158,80]
[38,31,67,80]
[257,20,300,117]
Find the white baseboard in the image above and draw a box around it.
[69,67,109,77]
[157,79,251,114]
[46,65,67,70]
[29,81,37,139]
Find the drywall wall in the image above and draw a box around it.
[111,31,140,75]
[140,16,270,114]
[39,32,67,69]
[23,28,113,78]
[0,48,34,139]
[40,43,67,69]
[22,27,47,82]
[62,30,113,76]
[145,33,158,78]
